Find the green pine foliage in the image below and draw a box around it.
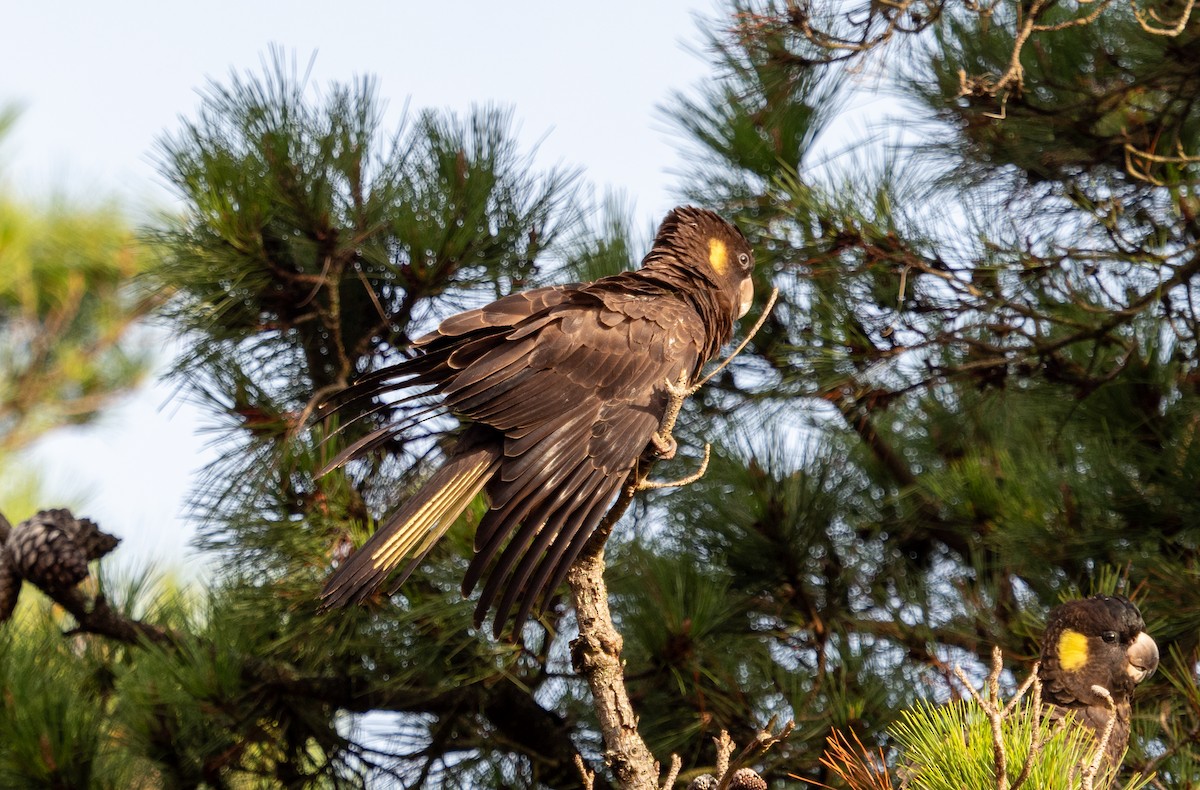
[0,575,198,789]
[5,0,1200,786]
[891,698,1153,790]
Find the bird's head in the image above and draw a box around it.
[643,206,756,319]
[1040,594,1159,707]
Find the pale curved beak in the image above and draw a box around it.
[1126,630,1160,683]
[737,278,754,319]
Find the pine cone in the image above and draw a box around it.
[0,546,19,623]
[728,768,768,790]
[34,509,119,561]
[686,777,719,790]
[7,517,89,590]
[62,515,120,561]
[33,508,76,532]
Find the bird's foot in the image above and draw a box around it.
[649,371,693,462]
[649,431,678,461]
[664,374,695,401]
[638,443,711,491]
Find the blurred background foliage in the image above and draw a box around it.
[0,108,154,457]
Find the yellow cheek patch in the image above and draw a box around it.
[708,238,728,274]
[1058,629,1090,671]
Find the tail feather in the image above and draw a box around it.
[319,445,499,610]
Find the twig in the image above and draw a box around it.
[736,718,795,766]
[715,727,778,790]
[638,445,712,491]
[714,731,736,786]
[953,647,1009,790]
[953,649,1054,790]
[1081,686,1118,790]
[692,287,779,391]
[1001,661,1041,718]
[53,587,175,646]
[1006,666,1043,790]
[576,754,596,790]
[1131,0,1196,35]
[661,754,682,789]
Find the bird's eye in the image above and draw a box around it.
[737,252,751,269]
[1101,630,1119,643]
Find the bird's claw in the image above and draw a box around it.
[638,443,711,491]
[664,375,692,400]
[650,431,678,461]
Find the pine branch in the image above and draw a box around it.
[953,648,1024,790]
[0,508,594,788]
[1080,686,1118,790]
[566,294,778,789]
[567,473,662,789]
[830,396,972,559]
[54,586,175,646]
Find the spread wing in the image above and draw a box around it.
[323,279,708,634]
[423,282,707,632]
[318,286,580,470]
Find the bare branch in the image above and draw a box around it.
[661,755,682,790]
[1007,666,1044,790]
[638,444,712,491]
[954,647,1009,790]
[693,287,779,391]
[714,731,736,786]
[576,754,597,790]
[1131,0,1197,34]
[567,522,661,789]
[1081,686,1118,790]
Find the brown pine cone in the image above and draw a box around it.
[0,546,19,623]
[59,513,120,561]
[728,768,768,790]
[33,509,119,561]
[7,517,88,590]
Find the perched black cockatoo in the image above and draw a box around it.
[1039,594,1159,773]
[319,207,755,634]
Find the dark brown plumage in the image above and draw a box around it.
[319,206,755,634]
[1039,594,1159,774]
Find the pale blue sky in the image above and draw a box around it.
[1,1,719,572]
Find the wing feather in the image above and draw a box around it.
[490,465,615,630]
[319,440,500,609]
[472,457,600,618]
[452,293,706,630]
[430,285,577,339]
[323,274,715,633]
[516,487,619,629]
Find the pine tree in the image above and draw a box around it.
[4,1,1200,786]
[635,0,1200,784]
